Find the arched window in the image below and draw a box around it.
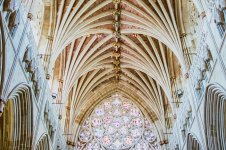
[205,83,226,149]
[75,94,159,150]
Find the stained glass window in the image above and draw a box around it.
[76,94,159,150]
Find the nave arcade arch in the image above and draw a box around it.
[205,83,226,150]
[0,84,33,150]
[35,134,50,150]
[186,133,202,150]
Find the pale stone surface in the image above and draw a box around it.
[0,0,225,150]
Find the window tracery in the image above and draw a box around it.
[76,95,159,150]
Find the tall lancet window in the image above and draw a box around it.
[76,94,159,150]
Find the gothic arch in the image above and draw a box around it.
[0,83,34,149]
[204,83,226,150]
[35,134,50,150]
[75,94,160,149]
[187,133,202,150]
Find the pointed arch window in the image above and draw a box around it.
[76,95,159,150]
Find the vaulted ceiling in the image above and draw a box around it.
[49,0,185,142]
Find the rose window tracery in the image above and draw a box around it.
[76,95,159,150]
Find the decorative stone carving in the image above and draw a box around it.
[115,73,120,80]
[113,21,121,28]
[189,2,200,36]
[212,0,226,36]
[3,0,15,12]
[27,59,36,73]
[113,31,121,38]
[32,68,40,83]
[8,10,20,36]
[112,51,121,59]
[114,66,121,73]
[46,73,51,80]
[27,12,33,20]
[184,73,189,79]
[200,11,206,19]
[112,0,121,4]
[23,46,33,63]
[76,95,159,149]
[217,0,226,10]
[112,42,121,48]
[214,8,225,23]
[113,60,120,66]
[35,79,42,96]
[112,10,121,16]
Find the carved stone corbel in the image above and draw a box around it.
[27,12,33,21]
[3,0,14,12]
[27,59,36,73]
[23,49,32,64]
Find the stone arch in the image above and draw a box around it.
[75,94,160,149]
[0,83,34,149]
[35,134,50,150]
[187,133,202,150]
[204,83,226,150]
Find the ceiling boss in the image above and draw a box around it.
[112,0,122,81]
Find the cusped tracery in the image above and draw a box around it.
[76,95,159,150]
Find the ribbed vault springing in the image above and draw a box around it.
[49,0,185,146]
